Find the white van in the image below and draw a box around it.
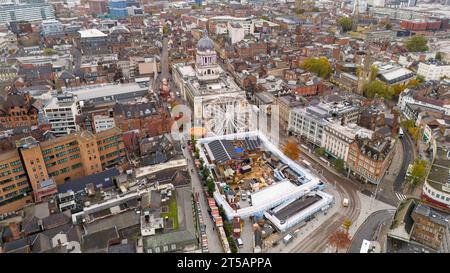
[236,238,244,248]
[241,193,247,201]
[342,198,349,207]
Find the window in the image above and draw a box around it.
[12,167,23,173]
[10,160,21,166]
[16,181,28,187]
[54,145,65,151]
[42,149,53,155]
[3,184,16,191]
[70,154,80,160]
[72,163,82,170]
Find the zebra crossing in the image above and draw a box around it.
[395,192,408,201]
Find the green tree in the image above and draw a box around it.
[162,25,169,34]
[202,168,210,180]
[370,65,378,81]
[207,180,216,196]
[435,52,443,61]
[405,35,428,52]
[300,57,332,78]
[401,119,415,129]
[334,159,345,173]
[362,80,395,99]
[315,147,326,156]
[392,83,406,96]
[339,17,353,32]
[43,48,56,55]
[406,159,428,187]
[342,219,352,233]
[416,75,425,83]
[385,23,392,30]
[406,78,421,88]
[227,236,238,253]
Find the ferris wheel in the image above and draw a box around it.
[202,97,248,136]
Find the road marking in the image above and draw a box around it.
[395,192,407,201]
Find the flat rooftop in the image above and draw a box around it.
[79,29,108,38]
[379,67,414,81]
[274,194,322,221]
[251,180,298,208]
[66,83,148,101]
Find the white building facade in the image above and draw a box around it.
[417,62,450,81]
[41,19,64,36]
[172,32,249,136]
[93,115,115,133]
[0,3,55,25]
[44,93,81,136]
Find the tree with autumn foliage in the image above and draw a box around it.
[329,228,352,253]
[283,140,300,161]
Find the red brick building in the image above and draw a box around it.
[236,41,267,59]
[0,92,39,129]
[89,0,108,14]
[400,19,442,31]
[346,137,395,184]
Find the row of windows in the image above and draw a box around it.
[58,158,68,164]
[0,160,22,170]
[56,151,68,158]
[99,143,116,151]
[72,163,82,170]
[425,187,450,202]
[46,162,56,168]
[12,167,23,173]
[54,145,65,151]
[68,147,80,154]
[49,167,70,177]
[99,135,120,145]
[43,155,54,161]
[0,170,11,177]
[10,160,21,166]
[2,184,16,192]
[70,154,81,160]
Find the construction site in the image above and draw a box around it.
[197,131,334,233]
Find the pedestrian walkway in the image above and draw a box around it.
[395,192,408,202]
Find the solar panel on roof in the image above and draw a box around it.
[207,140,231,164]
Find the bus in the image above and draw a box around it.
[399,128,404,138]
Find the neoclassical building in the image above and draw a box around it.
[172,32,249,136]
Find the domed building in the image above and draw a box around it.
[172,31,250,136]
[195,32,220,81]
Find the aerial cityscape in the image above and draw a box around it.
[0,0,450,255]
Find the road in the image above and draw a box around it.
[181,141,224,253]
[279,134,361,252]
[393,135,414,192]
[348,209,394,253]
[289,212,345,253]
[160,37,170,80]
